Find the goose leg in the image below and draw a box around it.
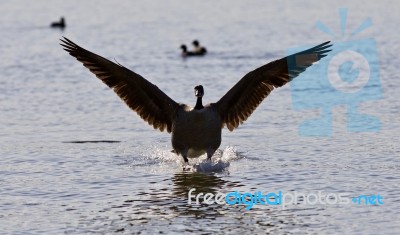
[182,156,190,171]
[180,149,189,163]
[206,149,216,162]
[181,149,190,171]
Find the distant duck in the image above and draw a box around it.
[51,17,66,28]
[60,37,331,164]
[180,42,206,57]
[192,40,207,55]
[180,44,197,57]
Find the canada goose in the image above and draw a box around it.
[51,17,66,28]
[192,40,207,55]
[180,44,205,57]
[60,37,331,163]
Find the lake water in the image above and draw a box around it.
[1,0,399,234]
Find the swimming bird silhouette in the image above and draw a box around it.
[60,37,331,163]
[180,44,205,57]
[51,17,66,28]
[192,40,207,55]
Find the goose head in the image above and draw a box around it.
[194,85,204,109]
[194,85,204,97]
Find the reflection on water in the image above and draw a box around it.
[171,172,232,218]
[83,172,239,233]
[173,172,230,195]
[78,171,317,234]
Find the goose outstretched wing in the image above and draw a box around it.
[60,37,179,133]
[214,41,332,131]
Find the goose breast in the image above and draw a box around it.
[172,106,222,158]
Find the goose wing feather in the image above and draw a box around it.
[213,41,332,131]
[60,37,179,133]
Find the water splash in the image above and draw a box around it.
[139,145,244,173]
[190,146,243,173]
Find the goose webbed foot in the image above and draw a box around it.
[182,165,191,171]
[182,155,190,171]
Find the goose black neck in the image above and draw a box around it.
[194,97,204,110]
